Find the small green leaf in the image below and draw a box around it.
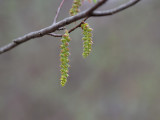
[93,0,97,3]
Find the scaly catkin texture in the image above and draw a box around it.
[60,30,71,86]
[69,0,82,16]
[81,22,93,58]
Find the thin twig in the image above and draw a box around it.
[68,17,89,33]
[53,0,65,25]
[92,0,140,16]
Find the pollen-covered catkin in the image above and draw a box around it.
[60,30,71,86]
[69,0,81,16]
[81,22,93,58]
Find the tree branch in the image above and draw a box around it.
[92,0,140,16]
[0,0,141,55]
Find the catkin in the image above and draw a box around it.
[81,22,93,58]
[60,30,71,86]
[69,0,82,16]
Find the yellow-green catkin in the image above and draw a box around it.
[81,22,93,58]
[69,0,82,16]
[60,30,71,86]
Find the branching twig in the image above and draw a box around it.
[0,0,141,55]
[92,0,141,16]
[68,17,89,33]
[53,0,65,25]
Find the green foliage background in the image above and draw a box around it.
[0,0,160,120]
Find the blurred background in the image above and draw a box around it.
[0,0,160,120]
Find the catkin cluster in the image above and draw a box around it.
[81,22,93,58]
[60,30,71,86]
[59,1,94,86]
[69,0,82,16]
